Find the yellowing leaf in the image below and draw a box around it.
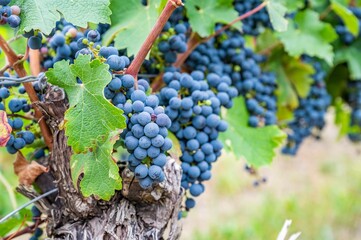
[14,152,48,186]
[0,110,12,147]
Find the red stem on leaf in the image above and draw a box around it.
[125,0,184,87]
[3,219,45,240]
[0,35,53,150]
[174,1,268,68]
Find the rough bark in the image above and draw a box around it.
[18,85,184,240]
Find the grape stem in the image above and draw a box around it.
[8,113,35,120]
[174,1,268,68]
[3,219,45,240]
[126,0,184,87]
[0,64,11,75]
[257,41,282,55]
[0,35,53,150]
[29,48,42,76]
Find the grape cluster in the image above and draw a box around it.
[186,38,233,76]
[216,30,277,127]
[159,70,233,211]
[0,0,21,29]
[186,29,277,127]
[234,0,272,36]
[31,20,123,73]
[282,57,331,155]
[0,76,38,155]
[347,81,361,142]
[29,206,43,240]
[106,74,173,189]
[335,7,361,45]
[158,23,188,64]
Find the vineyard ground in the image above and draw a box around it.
[182,112,361,240]
[1,113,361,240]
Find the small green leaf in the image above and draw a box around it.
[278,10,338,65]
[267,49,314,110]
[167,131,182,159]
[185,0,241,37]
[273,0,305,11]
[11,0,111,35]
[71,131,122,200]
[331,1,359,36]
[46,55,126,153]
[267,1,289,32]
[103,0,162,56]
[334,98,352,138]
[220,97,286,167]
[335,40,361,80]
[0,218,23,236]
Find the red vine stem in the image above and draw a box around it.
[3,219,45,240]
[174,1,268,68]
[29,49,42,76]
[126,0,184,86]
[0,35,53,150]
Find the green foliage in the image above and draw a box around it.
[103,0,162,56]
[220,97,286,167]
[274,56,314,121]
[167,132,182,159]
[334,98,352,138]
[185,0,241,37]
[278,10,338,65]
[71,131,122,201]
[0,208,31,237]
[331,1,360,36]
[11,0,111,35]
[335,40,361,80]
[46,55,126,153]
[266,1,288,32]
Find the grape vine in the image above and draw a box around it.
[1,0,361,238]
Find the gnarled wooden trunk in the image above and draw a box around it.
[18,86,184,240]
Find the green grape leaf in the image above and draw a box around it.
[267,48,314,110]
[167,131,182,159]
[185,0,241,37]
[220,97,286,167]
[11,0,111,35]
[71,131,122,200]
[331,1,359,36]
[46,54,126,153]
[273,0,305,12]
[335,40,361,80]
[278,10,337,65]
[267,1,288,32]
[334,98,352,138]
[103,0,162,57]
